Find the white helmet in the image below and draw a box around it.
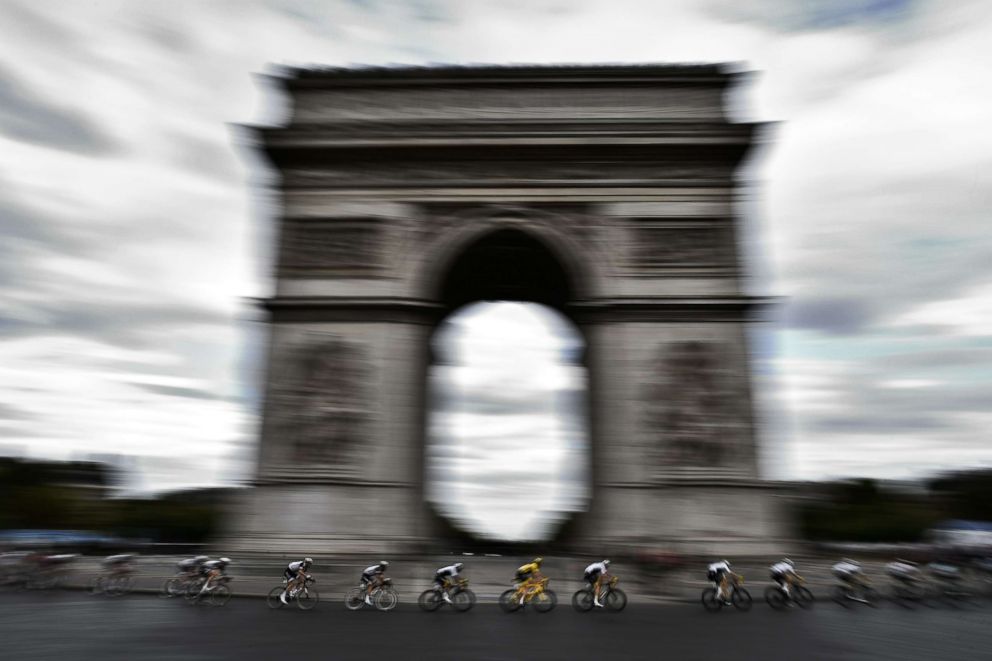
[783,558,794,567]
[379,560,389,568]
[603,559,610,567]
[303,557,313,566]
[218,557,231,565]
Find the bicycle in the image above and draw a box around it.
[890,577,929,609]
[26,554,78,590]
[268,573,319,611]
[701,573,752,612]
[418,576,476,612]
[927,564,977,608]
[345,577,398,611]
[764,575,814,610]
[91,571,134,596]
[161,571,200,598]
[831,578,879,608]
[572,575,627,612]
[499,577,557,613]
[185,574,232,606]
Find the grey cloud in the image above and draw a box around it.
[705,0,919,32]
[0,298,232,350]
[129,382,230,402]
[0,403,37,422]
[784,297,876,335]
[0,64,118,154]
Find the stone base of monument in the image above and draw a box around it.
[220,477,792,559]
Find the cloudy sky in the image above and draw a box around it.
[1,0,991,531]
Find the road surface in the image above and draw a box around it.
[1,591,990,660]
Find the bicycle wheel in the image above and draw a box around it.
[111,576,133,596]
[418,589,442,612]
[161,577,182,598]
[764,586,787,610]
[267,586,286,609]
[185,579,205,603]
[533,590,556,613]
[795,586,814,609]
[297,587,318,610]
[451,588,475,612]
[375,588,398,611]
[345,588,365,611]
[605,588,627,612]
[208,584,231,607]
[572,589,594,612]
[701,588,722,612]
[732,588,752,611]
[499,588,521,613]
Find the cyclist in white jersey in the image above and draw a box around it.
[583,560,610,608]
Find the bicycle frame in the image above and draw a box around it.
[514,577,549,603]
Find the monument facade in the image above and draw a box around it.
[226,64,787,555]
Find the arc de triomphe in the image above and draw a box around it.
[226,64,787,555]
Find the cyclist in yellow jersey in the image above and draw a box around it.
[513,557,545,605]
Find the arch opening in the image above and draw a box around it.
[423,228,591,543]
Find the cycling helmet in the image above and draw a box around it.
[533,557,543,565]
[193,555,209,564]
[722,559,731,567]
[379,560,389,568]
[603,559,611,568]
[454,562,464,571]
[842,558,859,566]
[783,558,794,567]
[303,557,313,567]
[218,557,231,565]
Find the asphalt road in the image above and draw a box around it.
[2,591,990,661]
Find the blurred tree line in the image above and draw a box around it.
[798,470,992,542]
[0,458,229,543]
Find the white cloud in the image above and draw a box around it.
[0,0,990,519]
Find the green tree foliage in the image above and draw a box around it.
[0,458,227,543]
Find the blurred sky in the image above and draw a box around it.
[1,0,991,502]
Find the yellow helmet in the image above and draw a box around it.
[533,557,543,565]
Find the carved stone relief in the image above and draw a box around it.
[280,162,734,188]
[624,221,735,275]
[293,87,725,122]
[644,341,742,469]
[279,219,384,277]
[270,336,371,470]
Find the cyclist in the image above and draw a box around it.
[279,557,313,605]
[831,558,866,591]
[361,560,389,606]
[707,559,733,605]
[177,555,209,577]
[886,558,923,591]
[513,557,545,605]
[583,559,610,608]
[433,562,464,604]
[197,557,231,597]
[769,558,797,600]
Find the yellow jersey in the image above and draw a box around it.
[517,562,541,575]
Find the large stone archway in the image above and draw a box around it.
[226,64,787,555]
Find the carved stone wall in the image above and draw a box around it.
[291,86,726,123]
[266,335,370,477]
[278,218,385,278]
[643,341,744,470]
[623,220,736,276]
